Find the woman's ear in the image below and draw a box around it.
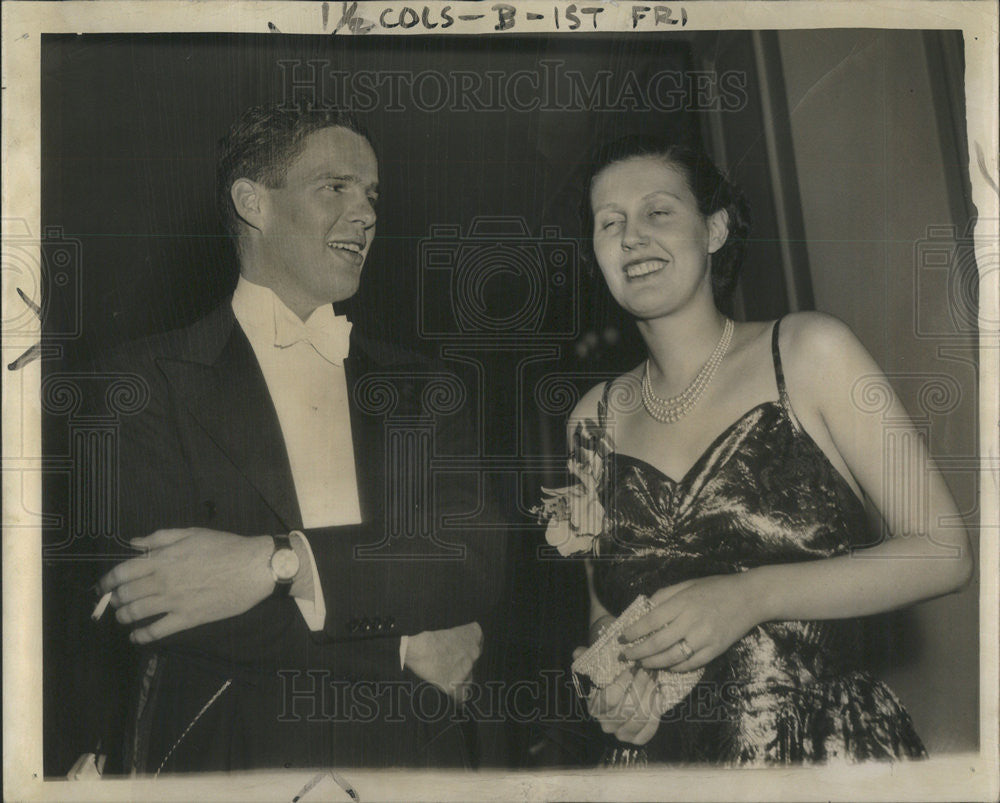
[230,178,265,232]
[707,209,730,255]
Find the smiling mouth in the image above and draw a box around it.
[327,240,364,254]
[624,259,667,278]
[327,241,366,265]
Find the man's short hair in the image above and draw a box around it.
[217,103,372,238]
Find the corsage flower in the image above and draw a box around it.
[533,413,613,556]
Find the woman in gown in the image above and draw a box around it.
[568,137,973,765]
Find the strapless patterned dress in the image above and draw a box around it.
[591,320,926,765]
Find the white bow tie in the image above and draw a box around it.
[273,305,353,366]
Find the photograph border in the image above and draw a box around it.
[3,2,998,801]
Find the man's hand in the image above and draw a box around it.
[98,528,274,644]
[403,622,483,702]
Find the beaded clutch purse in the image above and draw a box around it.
[572,595,653,695]
[655,664,704,712]
[571,595,704,712]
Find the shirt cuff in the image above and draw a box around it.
[292,532,326,631]
[399,635,409,671]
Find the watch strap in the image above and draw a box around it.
[270,532,296,598]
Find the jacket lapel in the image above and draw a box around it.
[344,349,382,525]
[156,307,303,531]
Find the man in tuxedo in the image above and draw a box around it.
[93,104,501,773]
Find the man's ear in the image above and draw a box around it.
[707,209,730,255]
[230,178,265,232]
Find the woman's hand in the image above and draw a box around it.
[573,649,666,745]
[619,574,764,672]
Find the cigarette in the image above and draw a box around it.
[91,591,112,621]
[291,772,323,802]
[330,771,359,801]
[291,770,359,802]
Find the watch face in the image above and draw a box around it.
[271,549,299,582]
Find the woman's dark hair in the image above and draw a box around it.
[217,102,373,239]
[580,136,752,312]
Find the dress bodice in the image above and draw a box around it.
[590,319,925,764]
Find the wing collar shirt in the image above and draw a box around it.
[231,277,360,633]
[232,278,410,667]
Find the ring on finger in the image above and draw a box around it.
[677,638,694,660]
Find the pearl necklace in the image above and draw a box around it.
[641,318,734,424]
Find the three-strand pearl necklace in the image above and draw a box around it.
[641,318,734,424]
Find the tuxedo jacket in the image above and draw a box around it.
[90,301,504,772]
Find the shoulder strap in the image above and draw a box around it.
[771,317,803,430]
[771,318,791,409]
[598,379,612,427]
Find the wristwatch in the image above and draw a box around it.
[269,532,301,598]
